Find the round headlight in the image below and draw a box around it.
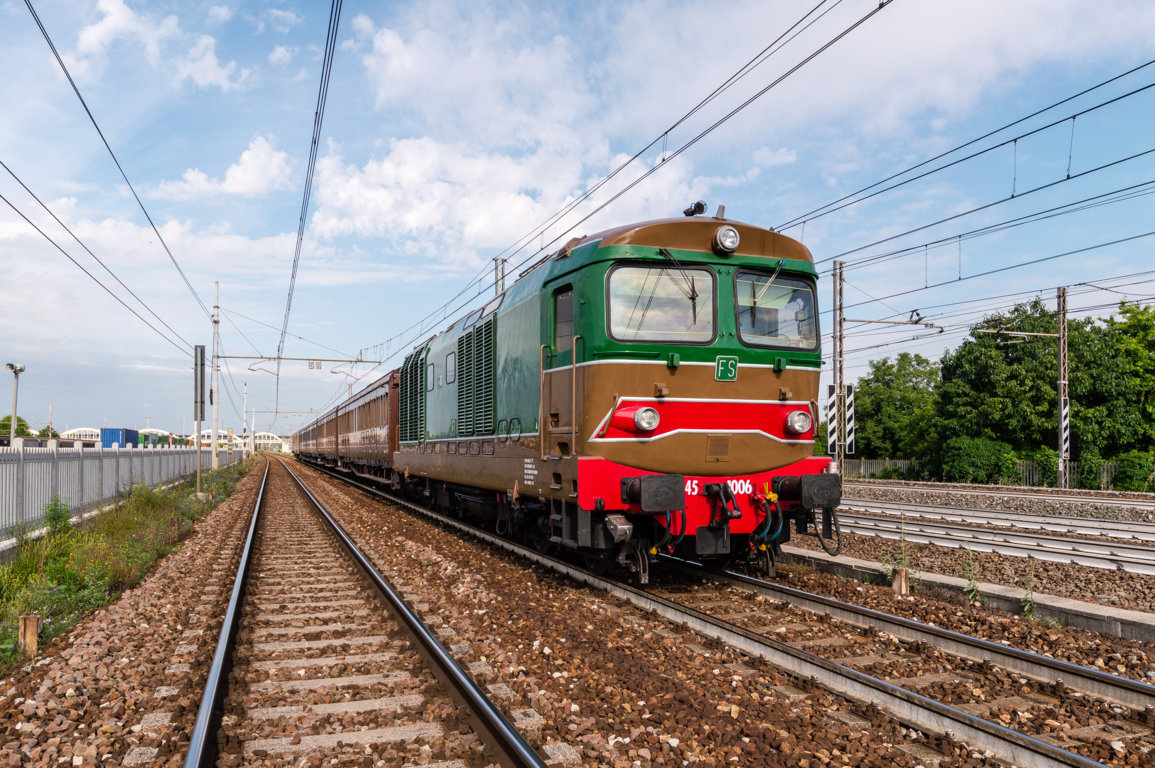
[713,225,740,254]
[634,407,661,432]
[784,410,812,435]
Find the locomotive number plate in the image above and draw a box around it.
[714,356,738,381]
[685,477,757,496]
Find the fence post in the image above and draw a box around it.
[114,446,120,496]
[77,444,85,509]
[50,440,59,500]
[15,439,25,526]
[97,444,104,501]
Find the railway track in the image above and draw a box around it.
[303,459,1155,767]
[183,457,544,767]
[656,559,1155,721]
[841,499,1155,542]
[836,510,1155,575]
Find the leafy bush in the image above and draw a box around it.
[940,436,1017,484]
[1021,446,1058,487]
[1112,451,1155,492]
[44,495,72,535]
[1076,448,1104,490]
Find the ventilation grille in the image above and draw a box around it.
[706,435,730,461]
[399,348,426,443]
[456,316,496,437]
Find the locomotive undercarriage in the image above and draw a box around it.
[308,455,839,585]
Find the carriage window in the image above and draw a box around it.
[554,288,573,353]
[735,271,817,350]
[608,265,715,343]
[427,363,435,391]
[446,352,456,384]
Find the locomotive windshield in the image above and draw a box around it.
[735,270,817,349]
[608,265,716,343]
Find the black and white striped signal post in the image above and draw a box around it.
[845,384,855,456]
[826,384,838,456]
[1057,286,1070,489]
[827,384,855,457]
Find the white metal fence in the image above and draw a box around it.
[0,442,242,535]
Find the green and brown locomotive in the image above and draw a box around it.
[292,211,842,581]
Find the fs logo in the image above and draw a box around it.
[714,356,738,382]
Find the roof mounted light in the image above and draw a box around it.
[713,225,740,255]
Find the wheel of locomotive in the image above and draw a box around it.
[525,512,557,555]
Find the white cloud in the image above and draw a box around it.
[353,5,593,148]
[175,35,250,91]
[207,5,233,24]
[64,0,179,78]
[153,136,292,200]
[595,0,1155,159]
[265,9,302,34]
[753,148,797,168]
[268,45,292,65]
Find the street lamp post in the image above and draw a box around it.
[5,363,24,441]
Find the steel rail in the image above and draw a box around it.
[842,498,1155,541]
[843,481,1155,510]
[276,458,546,768]
[184,458,269,768]
[839,512,1155,574]
[662,556,1155,711]
[301,460,1109,768]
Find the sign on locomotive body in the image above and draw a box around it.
[292,214,842,581]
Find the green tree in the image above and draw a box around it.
[37,425,60,438]
[853,353,938,459]
[1101,303,1155,451]
[0,415,32,437]
[1113,450,1155,492]
[936,299,1061,453]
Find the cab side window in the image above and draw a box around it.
[555,288,573,353]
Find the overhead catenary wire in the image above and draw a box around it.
[221,307,358,360]
[0,191,188,355]
[833,180,1155,276]
[24,0,210,319]
[0,159,192,351]
[274,0,344,418]
[832,230,1155,317]
[816,143,1155,268]
[776,57,1155,233]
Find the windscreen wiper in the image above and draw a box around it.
[658,247,699,323]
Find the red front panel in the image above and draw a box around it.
[589,397,815,443]
[578,455,836,533]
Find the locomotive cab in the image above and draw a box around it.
[537,216,842,579]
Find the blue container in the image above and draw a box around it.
[100,427,139,448]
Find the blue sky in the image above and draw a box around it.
[2,0,1154,436]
